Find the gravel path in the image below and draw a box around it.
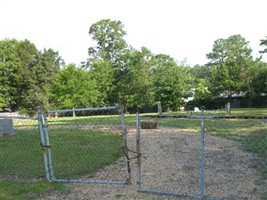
[39,128,266,200]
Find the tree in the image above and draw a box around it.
[250,61,267,95]
[36,48,62,110]
[88,19,127,63]
[127,47,155,112]
[0,39,62,114]
[206,34,254,96]
[152,54,193,111]
[0,39,19,110]
[49,64,99,116]
[86,19,132,110]
[0,39,42,114]
[112,47,155,112]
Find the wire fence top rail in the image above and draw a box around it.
[142,114,267,119]
[47,106,120,113]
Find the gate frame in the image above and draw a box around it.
[37,106,130,185]
[135,111,206,199]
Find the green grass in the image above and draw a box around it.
[47,114,123,126]
[48,128,123,178]
[0,180,65,200]
[159,107,267,117]
[0,129,123,179]
[0,127,123,199]
[0,129,44,178]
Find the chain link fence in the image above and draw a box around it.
[0,106,132,186]
[1,108,266,199]
[204,117,267,199]
[0,115,43,180]
[136,112,267,199]
[38,106,131,184]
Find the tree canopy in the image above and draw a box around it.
[0,20,266,114]
[206,34,257,96]
[0,39,61,114]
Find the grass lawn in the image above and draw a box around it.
[48,128,123,178]
[0,180,65,200]
[0,127,123,199]
[157,107,267,117]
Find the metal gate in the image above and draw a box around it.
[37,106,131,185]
[135,112,267,199]
[135,113,205,199]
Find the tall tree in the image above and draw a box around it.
[0,39,19,110]
[37,48,62,110]
[0,39,62,114]
[128,47,154,111]
[88,19,127,63]
[206,34,254,96]
[112,47,155,112]
[1,39,42,113]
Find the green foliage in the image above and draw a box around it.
[206,34,254,96]
[190,64,211,79]
[152,54,193,111]
[88,19,127,62]
[127,47,155,112]
[112,47,155,112]
[194,79,212,105]
[49,64,99,112]
[250,61,267,95]
[0,39,20,110]
[0,39,61,114]
[1,21,266,114]
[88,60,115,106]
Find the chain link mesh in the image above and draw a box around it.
[204,118,267,199]
[0,116,43,180]
[43,107,130,184]
[1,109,266,199]
[136,113,267,199]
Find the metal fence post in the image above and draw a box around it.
[43,112,54,180]
[136,112,141,190]
[200,106,205,199]
[37,106,50,181]
[119,107,131,184]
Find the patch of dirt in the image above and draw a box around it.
[39,128,266,200]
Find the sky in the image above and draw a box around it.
[0,0,266,67]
